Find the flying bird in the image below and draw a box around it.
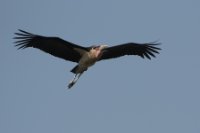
[14,29,161,88]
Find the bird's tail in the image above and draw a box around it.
[70,65,79,74]
[70,65,88,74]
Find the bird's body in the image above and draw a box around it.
[72,45,108,73]
[14,30,161,88]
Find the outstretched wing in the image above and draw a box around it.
[14,29,89,63]
[99,42,161,60]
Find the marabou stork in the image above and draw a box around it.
[14,29,161,88]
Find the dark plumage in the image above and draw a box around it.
[99,42,160,60]
[14,30,89,62]
[14,29,161,88]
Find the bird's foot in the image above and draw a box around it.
[68,80,75,89]
[67,73,83,89]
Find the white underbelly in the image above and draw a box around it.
[75,52,97,73]
[79,53,97,67]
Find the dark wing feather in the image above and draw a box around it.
[99,42,161,60]
[14,29,88,63]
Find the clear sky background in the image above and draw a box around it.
[1,0,200,133]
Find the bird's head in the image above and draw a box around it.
[91,45,108,50]
[99,44,109,50]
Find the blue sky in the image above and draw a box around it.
[1,0,200,133]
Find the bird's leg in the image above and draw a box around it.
[68,74,77,89]
[77,72,83,80]
[68,72,83,89]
